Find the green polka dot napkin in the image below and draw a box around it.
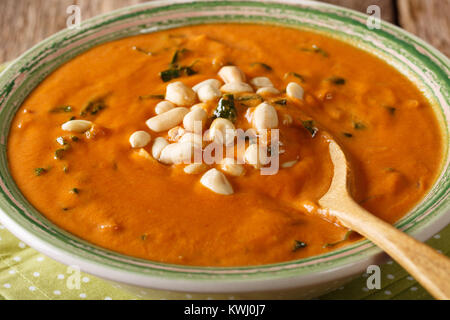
[0,222,448,300]
[0,63,448,300]
[320,224,450,300]
[0,223,135,300]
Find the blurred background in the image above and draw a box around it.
[0,0,449,63]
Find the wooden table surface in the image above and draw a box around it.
[0,0,449,63]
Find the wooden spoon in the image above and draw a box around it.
[319,140,450,300]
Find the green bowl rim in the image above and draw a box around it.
[0,0,448,292]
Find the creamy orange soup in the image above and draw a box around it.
[7,24,442,266]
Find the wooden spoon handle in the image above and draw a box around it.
[328,198,450,300]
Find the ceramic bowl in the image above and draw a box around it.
[0,0,448,299]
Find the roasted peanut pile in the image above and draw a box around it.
[60,65,305,195]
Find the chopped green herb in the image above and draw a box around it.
[301,45,329,57]
[213,94,237,123]
[283,72,305,82]
[159,68,180,82]
[62,207,69,211]
[80,98,106,116]
[323,230,353,248]
[385,106,396,115]
[236,95,263,102]
[141,234,148,241]
[353,121,366,130]
[170,48,188,67]
[34,167,47,176]
[250,62,272,71]
[301,120,318,138]
[159,48,197,82]
[159,66,197,82]
[188,59,200,68]
[273,99,287,106]
[132,46,153,56]
[54,149,65,160]
[139,94,165,100]
[63,166,69,174]
[49,106,73,113]
[180,66,197,76]
[70,188,79,194]
[342,132,353,138]
[329,77,346,85]
[71,136,79,142]
[292,240,307,252]
[69,116,76,121]
[55,142,71,158]
[312,44,329,57]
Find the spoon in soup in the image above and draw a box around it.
[318,140,450,300]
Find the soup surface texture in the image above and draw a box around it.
[8,24,442,266]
